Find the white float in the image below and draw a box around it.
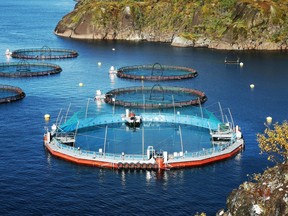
[266,116,272,124]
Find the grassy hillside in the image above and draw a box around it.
[55,0,288,49]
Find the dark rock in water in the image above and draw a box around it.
[218,164,288,216]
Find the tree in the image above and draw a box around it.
[257,121,288,163]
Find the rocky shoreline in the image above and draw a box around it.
[55,30,287,51]
[217,163,288,216]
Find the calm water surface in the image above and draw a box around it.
[1,1,288,215]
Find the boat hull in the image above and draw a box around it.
[44,135,244,170]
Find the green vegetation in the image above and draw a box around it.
[57,0,288,45]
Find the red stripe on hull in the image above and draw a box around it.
[167,145,243,169]
[45,142,243,170]
[45,143,116,169]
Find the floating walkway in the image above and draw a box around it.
[44,110,244,170]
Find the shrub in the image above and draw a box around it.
[257,121,288,163]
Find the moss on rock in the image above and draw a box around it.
[54,0,288,50]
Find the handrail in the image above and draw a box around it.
[54,138,235,161]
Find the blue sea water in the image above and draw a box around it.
[1,0,288,215]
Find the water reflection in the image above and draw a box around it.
[116,168,186,188]
[5,55,11,62]
[224,63,240,70]
[109,73,116,84]
[146,170,153,183]
[46,152,52,169]
[95,99,103,110]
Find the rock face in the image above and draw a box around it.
[218,164,288,216]
[54,1,288,50]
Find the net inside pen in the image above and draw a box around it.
[0,85,25,104]
[117,63,198,80]
[105,84,207,109]
[0,61,62,77]
[11,46,78,60]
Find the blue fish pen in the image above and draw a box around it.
[44,101,245,170]
[46,104,221,161]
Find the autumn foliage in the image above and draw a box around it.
[257,121,288,163]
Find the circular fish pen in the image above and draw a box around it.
[11,45,78,60]
[117,63,198,81]
[105,84,207,109]
[44,105,244,170]
[0,84,25,104]
[0,60,62,77]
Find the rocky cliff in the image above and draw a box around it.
[55,0,288,50]
[217,163,288,216]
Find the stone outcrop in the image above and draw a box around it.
[54,1,288,50]
[217,163,288,216]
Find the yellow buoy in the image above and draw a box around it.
[44,114,50,121]
[79,82,84,87]
[250,84,255,89]
[240,62,244,67]
[266,116,272,124]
